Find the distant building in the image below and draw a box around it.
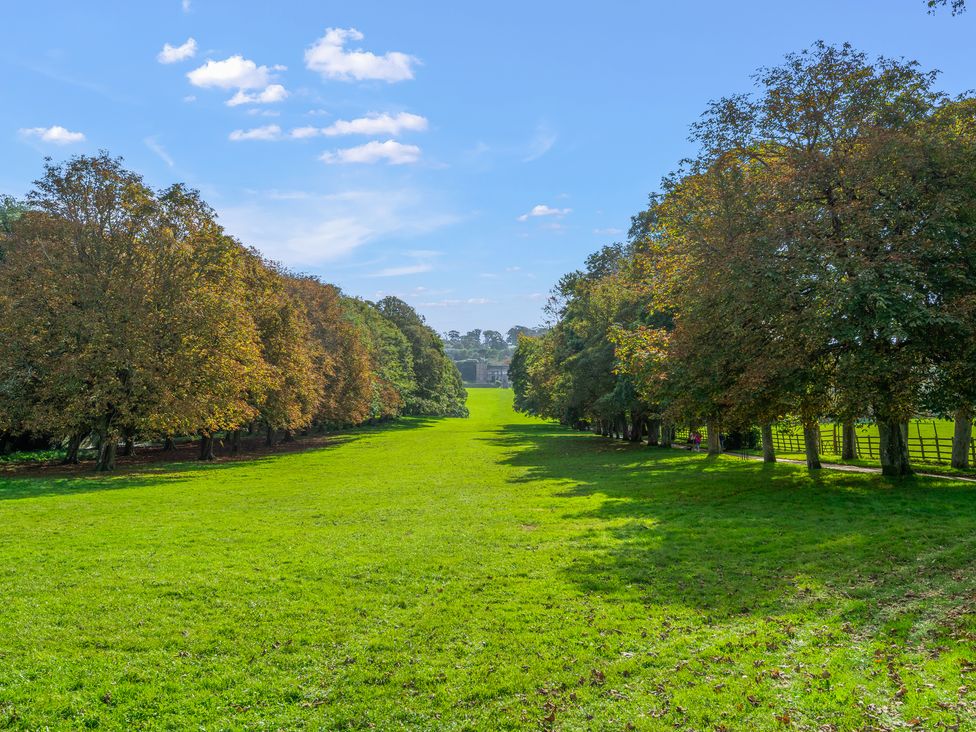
[469,358,510,387]
[486,362,510,387]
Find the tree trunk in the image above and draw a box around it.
[96,438,117,472]
[121,436,134,457]
[199,434,215,461]
[706,419,721,455]
[62,433,84,465]
[162,436,176,452]
[629,411,642,443]
[266,424,275,447]
[230,429,242,455]
[952,406,972,469]
[647,419,661,447]
[878,420,912,477]
[761,423,775,463]
[803,423,821,470]
[842,420,858,460]
[282,429,294,443]
[660,421,673,448]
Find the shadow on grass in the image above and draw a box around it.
[484,421,976,631]
[0,416,440,501]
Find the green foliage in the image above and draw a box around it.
[2,390,976,728]
[378,297,468,417]
[927,0,966,13]
[342,296,417,419]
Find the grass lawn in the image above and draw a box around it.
[2,389,976,730]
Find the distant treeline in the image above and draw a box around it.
[442,327,547,364]
[0,153,467,470]
[510,42,976,477]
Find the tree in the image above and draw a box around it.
[0,154,269,469]
[239,257,322,450]
[685,43,952,475]
[482,330,507,352]
[377,297,468,417]
[927,0,966,13]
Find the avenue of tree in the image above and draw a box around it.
[510,42,976,477]
[0,154,467,470]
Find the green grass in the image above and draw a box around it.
[2,390,976,730]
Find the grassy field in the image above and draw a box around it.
[2,390,976,730]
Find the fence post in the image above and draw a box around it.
[933,420,942,464]
[916,421,926,463]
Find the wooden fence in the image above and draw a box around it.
[674,422,973,465]
[770,424,973,465]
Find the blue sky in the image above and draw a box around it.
[3,1,974,333]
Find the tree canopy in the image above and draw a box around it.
[0,153,468,469]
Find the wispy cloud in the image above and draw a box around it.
[218,190,458,267]
[369,263,433,277]
[144,136,175,167]
[523,123,557,162]
[304,28,418,82]
[419,297,495,307]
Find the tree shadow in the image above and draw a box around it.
[483,421,976,633]
[0,416,440,501]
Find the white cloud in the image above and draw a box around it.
[144,136,175,167]
[369,263,433,277]
[228,124,282,141]
[181,0,191,11]
[19,125,85,145]
[320,139,420,165]
[517,204,571,222]
[227,83,288,107]
[290,126,320,139]
[183,94,197,103]
[323,112,427,136]
[305,28,417,82]
[187,55,281,91]
[157,38,197,64]
[288,113,426,139]
[594,227,624,236]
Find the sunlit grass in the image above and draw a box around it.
[1,390,975,729]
